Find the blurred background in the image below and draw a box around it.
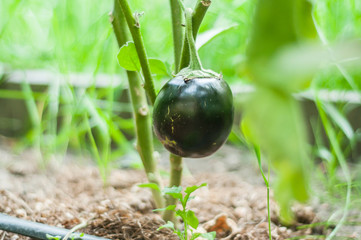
[0,0,361,183]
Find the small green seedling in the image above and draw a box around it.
[46,232,84,240]
[153,183,216,240]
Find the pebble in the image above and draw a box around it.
[96,206,107,214]
[15,208,27,217]
[65,212,74,219]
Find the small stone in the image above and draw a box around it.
[95,206,107,214]
[15,208,26,217]
[65,212,74,219]
[100,199,111,207]
[10,234,19,240]
[35,202,44,211]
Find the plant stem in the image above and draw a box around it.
[112,0,164,209]
[169,0,184,73]
[254,146,272,240]
[117,0,157,105]
[178,198,189,240]
[163,153,183,222]
[316,98,351,240]
[179,0,211,70]
[267,157,271,240]
[185,8,203,70]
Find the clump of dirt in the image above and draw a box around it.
[0,147,325,239]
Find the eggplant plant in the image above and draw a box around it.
[112,0,233,224]
[111,0,344,236]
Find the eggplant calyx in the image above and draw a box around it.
[176,67,221,81]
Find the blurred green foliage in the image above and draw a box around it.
[0,0,116,73]
[0,0,361,232]
[244,0,317,222]
[243,0,361,224]
[1,0,361,88]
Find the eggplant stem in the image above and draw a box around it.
[185,8,203,71]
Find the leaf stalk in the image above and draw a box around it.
[179,0,211,70]
[185,8,203,71]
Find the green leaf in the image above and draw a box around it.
[186,210,199,229]
[294,0,317,40]
[157,221,175,231]
[70,233,84,240]
[322,102,354,140]
[168,192,183,199]
[247,0,315,64]
[163,186,182,194]
[117,41,140,71]
[199,232,216,240]
[153,205,177,212]
[241,118,257,146]
[138,183,161,192]
[162,186,183,199]
[175,209,186,219]
[46,234,61,240]
[149,58,169,76]
[196,24,238,50]
[184,183,207,195]
[174,230,183,239]
[228,129,247,146]
[246,0,317,93]
[190,233,202,240]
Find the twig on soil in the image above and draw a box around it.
[62,221,88,240]
[3,190,33,214]
[136,220,150,240]
[122,226,130,239]
[0,231,6,240]
[254,218,266,228]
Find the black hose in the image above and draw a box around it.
[0,213,110,240]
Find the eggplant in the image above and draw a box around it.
[153,75,233,158]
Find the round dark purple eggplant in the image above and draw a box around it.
[153,75,234,158]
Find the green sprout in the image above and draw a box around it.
[46,232,84,240]
[154,183,216,240]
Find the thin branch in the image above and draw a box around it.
[63,221,88,240]
[0,231,6,240]
[117,0,157,104]
[112,0,165,208]
[170,0,184,72]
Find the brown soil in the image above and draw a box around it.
[0,145,352,240]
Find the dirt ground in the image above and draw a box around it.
[0,144,359,240]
